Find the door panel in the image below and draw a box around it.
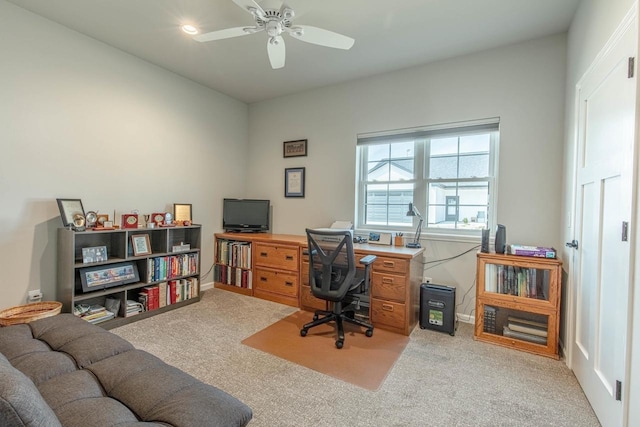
[571,18,636,427]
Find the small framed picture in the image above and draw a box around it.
[131,234,151,256]
[285,167,305,198]
[283,139,307,158]
[56,198,85,228]
[79,262,139,292]
[82,246,108,264]
[173,203,192,223]
[369,232,392,246]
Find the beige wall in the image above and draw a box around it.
[247,33,568,320]
[0,1,249,308]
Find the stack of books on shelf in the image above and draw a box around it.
[138,286,159,311]
[485,265,549,299]
[502,316,547,345]
[124,300,144,317]
[214,265,252,289]
[146,253,199,282]
[74,304,115,324]
[216,240,251,268]
[167,278,199,304]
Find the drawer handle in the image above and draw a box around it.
[260,252,268,257]
[285,255,294,261]
[285,281,293,287]
[260,276,267,282]
[382,277,394,284]
[383,261,395,267]
[382,304,394,311]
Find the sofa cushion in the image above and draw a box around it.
[0,352,61,427]
[29,314,134,368]
[0,323,51,361]
[88,350,253,426]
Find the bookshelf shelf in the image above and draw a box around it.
[57,225,202,329]
[474,252,562,359]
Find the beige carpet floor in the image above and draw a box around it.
[112,288,601,427]
[242,310,409,390]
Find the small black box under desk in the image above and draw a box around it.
[420,283,456,336]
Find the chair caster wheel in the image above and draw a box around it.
[335,340,343,349]
[313,314,319,321]
[365,329,373,337]
[300,329,308,337]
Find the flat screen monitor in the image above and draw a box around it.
[223,198,270,232]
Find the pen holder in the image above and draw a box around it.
[394,236,404,247]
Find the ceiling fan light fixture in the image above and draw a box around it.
[181,24,199,35]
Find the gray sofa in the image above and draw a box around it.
[0,314,252,426]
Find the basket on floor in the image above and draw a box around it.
[0,301,62,326]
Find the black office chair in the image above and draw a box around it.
[300,228,376,349]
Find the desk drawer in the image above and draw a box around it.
[301,261,309,286]
[371,272,406,302]
[254,268,298,297]
[255,243,299,271]
[373,256,409,275]
[300,284,326,311]
[371,298,406,330]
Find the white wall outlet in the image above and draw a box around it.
[28,289,42,302]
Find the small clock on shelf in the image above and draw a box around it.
[151,212,165,226]
[122,214,139,229]
[85,211,98,228]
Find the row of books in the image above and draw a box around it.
[216,240,251,269]
[503,316,548,345]
[146,253,199,283]
[137,278,199,311]
[485,264,549,299]
[74,304,115,324]
[214,265,252,289]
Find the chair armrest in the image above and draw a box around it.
[359,255,377,266]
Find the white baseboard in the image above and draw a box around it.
[201,281,214,291]
[456,313,475,324]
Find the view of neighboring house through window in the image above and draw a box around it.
[356,119,499,236]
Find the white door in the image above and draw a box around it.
[571,18,636,427]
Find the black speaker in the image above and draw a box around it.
[495,224,506,254]
[420,284,456,336]
[481,229,490,253]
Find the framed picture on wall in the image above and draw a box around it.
[285,167,305,197]
[283,139,307,158]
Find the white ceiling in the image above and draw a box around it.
[7,0,581,104]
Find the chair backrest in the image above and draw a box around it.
[306,229,356,302]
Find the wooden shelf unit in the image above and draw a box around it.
[474,252,562,359]
[57,225,202,329]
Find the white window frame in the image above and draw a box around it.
[355,119,500,241]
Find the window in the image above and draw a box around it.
[356,119,499,237]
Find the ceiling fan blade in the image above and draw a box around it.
[193,26,257,42]
[267,36,286,69]
[232,0,266,18]
[288,25,354,50]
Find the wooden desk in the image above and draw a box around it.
[214,233,424,336]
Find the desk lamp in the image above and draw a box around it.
[406,202,423,248]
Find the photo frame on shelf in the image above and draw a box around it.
[285,167,305,198]
[79,262,140,292]
[56,198,85,228]
[369,232,392,246]
[81,246,108,264]
[283,139,307,158]
[173,203,192,224]
[131,234,151,256]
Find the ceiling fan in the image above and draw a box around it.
[192,0,355,69]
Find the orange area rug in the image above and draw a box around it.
[242,310,410,391]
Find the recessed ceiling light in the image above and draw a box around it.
[181,24,199,35]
